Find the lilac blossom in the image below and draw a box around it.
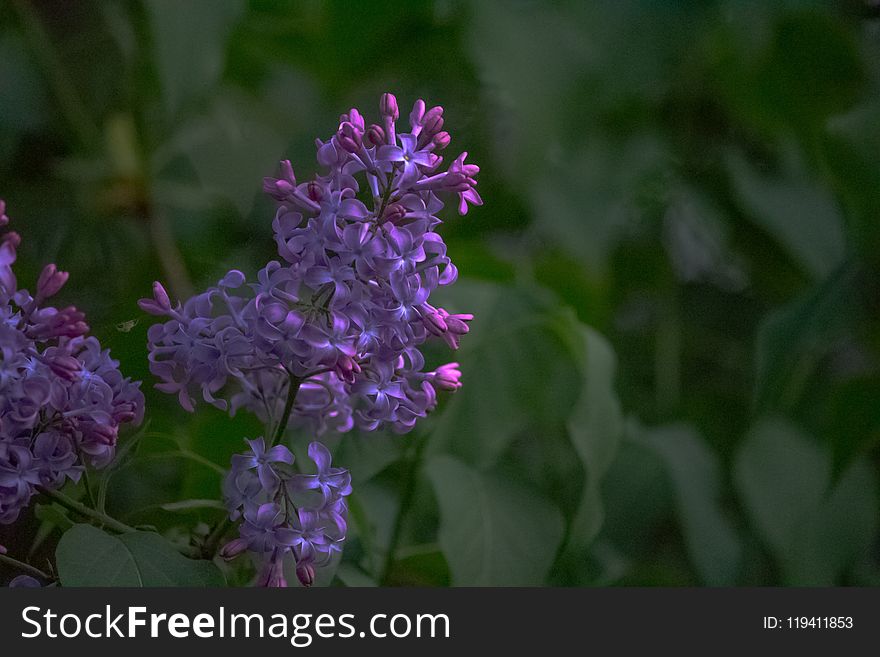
[0,202,144,524]
[141,93,479,435]
[141,94,480,585]
[221,438,351,588]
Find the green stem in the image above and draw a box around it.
[375,169,395,220]
[40,487,202,558]
[0,553,52,581]
[202,517,233,559]
[81,467,97,509]
[271,374,302,447]
[38,486,136,534]
[380,434,427,585]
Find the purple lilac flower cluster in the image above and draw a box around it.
[220,439,351,587]
[0,201,145,523]
[139,93,478,435]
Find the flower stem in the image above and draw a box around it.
[37,486,136,534]
[81,467,97,509]
[202,517,233,559]
[380,433,427,585]
[375,170,395,220]
[39,486,202,558]
[0,553,52,581]
[271,374,302,448]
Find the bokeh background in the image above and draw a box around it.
[2,0,880,586]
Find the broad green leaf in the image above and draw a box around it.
[726,146,845,279]
[427,280,582,467]
[734,418,828,558]
[630,423,741,585]
[754,263,857,413]
[335,432,402,485]
[335,564,378,587]
[0,34,49,163]
[145,0,244,115]
[154,90,283,216]
[787,460,878,585]
[425,455,564,586]
[734,417,878,584]
[563,327,622,554]
[56,524,225,587]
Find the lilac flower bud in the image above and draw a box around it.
[420,305,448,336]
[256,556,287,588]
[307,181,324,203]
[36,264,69,301]
[219,537,249,561]
[443,311,473,336]
[138,281,173,315]
[409,99,426,132]
[422,106,444,136]
[28,306,89,339]
[366,124,385,147]
[382,202,406,225]
[341,108,365,132]
[47,355,81,381]
[432,362,463,392]
[218,270,245,289]
[431,131,451,151]
[0,544,6,554]
[2,231,21,248]
[333,355,361,385]
[152,281,172,308]
[336,121,362,154]
[89,424,118,446]
[0,199,8,227]
[262,160,297,201]
[263,178,295,201]
[296,562,316,588]
[380,93,399,120]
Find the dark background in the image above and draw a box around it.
[2,0,880,586]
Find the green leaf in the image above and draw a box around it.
[734,417,878,584]
[787,460,879,585]
[0,33,49,164]
[427,280,583,467]
[754,263,858,412]
[335,564,378,588]
[734,418,828,558]
[425,455,564,586]
[145,0,244,115]
[630,423,741,585]
[563,327,623,554]
[56,524,225,587]
[154,90,283,216]
[726,145,846,279]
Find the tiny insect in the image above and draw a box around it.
[116,319,139,333]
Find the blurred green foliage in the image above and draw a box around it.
[1,0,879,586]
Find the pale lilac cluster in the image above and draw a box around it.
[0,201,144,524]
[220,439,351,587]
[140,93,477,435]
